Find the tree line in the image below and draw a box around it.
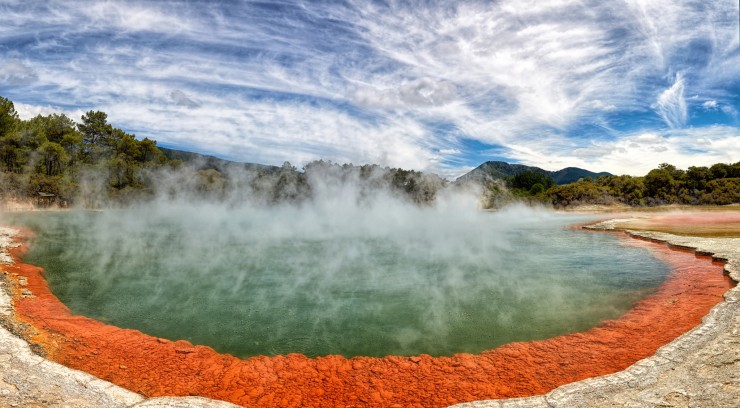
[495,162,740,208]
[1,95,737,209]
[0,96,171,206]
[0,96,446,207]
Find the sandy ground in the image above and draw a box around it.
[564,205,740,237]
[611,212,740,237]
[0,207,738,407]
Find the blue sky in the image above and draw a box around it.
[1,0,738,178]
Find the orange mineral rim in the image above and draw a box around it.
[3,227,733,408]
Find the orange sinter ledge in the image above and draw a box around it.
[3,228,733,408]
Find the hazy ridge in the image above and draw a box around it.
[455,161,611,186]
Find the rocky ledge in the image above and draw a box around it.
[453,223,740,407]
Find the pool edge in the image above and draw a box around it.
[1,220,739,407]
[451,224,740,407]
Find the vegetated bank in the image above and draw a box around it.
[0,96,445,208]
[1,95,738,210]
[458,161,740,209]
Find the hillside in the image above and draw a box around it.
[159,147,279,173]
[456,161,611,185]
[549,167,613,184]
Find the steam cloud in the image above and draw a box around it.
[4,175,670,357]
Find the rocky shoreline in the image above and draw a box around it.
[453,223,740,407]
[0,219,738,407]
[0,226,237,408]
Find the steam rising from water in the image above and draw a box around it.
[6,191,670,358]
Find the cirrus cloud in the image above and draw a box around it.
[0,0,737,178]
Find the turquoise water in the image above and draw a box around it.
[6,205,670,358]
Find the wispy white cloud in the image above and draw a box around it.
[655,73,687,128]
[508,126,740,175]
[1,0,738,177]
[13,101,83,121]
[169,90,200,109]
[347,0,624,139]
[702,100,718,110]
[354,78,459,109]
[78,1,195,34]
[98,96,452,174]
[721,104,738,117]
[0,60,38,85]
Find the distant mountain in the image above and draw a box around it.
[158,149,610,187]
[158,147,280,173]
[548,167,612,184]
[456,161,611,185]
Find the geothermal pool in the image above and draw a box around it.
[9,204,671,359]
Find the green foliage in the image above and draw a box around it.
[686,166,709,190]
[528,183,545,195]
[0,96,171,205]
[0,96,19,136]
[545,161,740,208]
[510,170,555,192]
[595,175,644,205]
[709,163,733,179]
[700,178,740,205]
[38,141,68,176]
[547,178,615,207]
[78,111,112,146]
[644,167,676,204]
[1,95,736,209]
